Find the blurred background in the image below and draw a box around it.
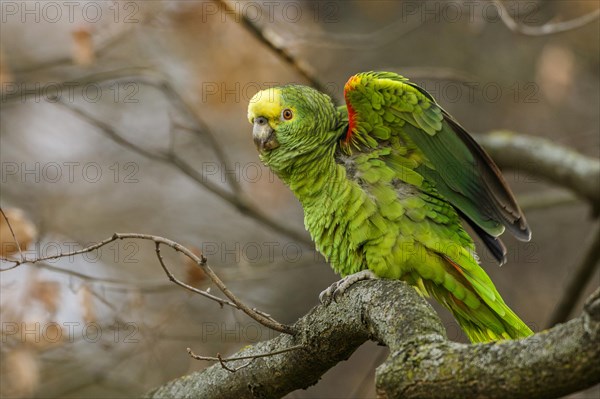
[1,1,598,397]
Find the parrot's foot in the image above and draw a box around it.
[319,270,377,305]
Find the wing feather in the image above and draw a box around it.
[342,71,531,251]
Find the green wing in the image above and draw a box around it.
[342,72,531,250]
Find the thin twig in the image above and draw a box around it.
[241,2,438,52]
[2,68,239,198]
[475,131,600,205]
[395,67,481,84]
[147,235,287,327]
[54,99,168,160]
[1,234,118,266]
[218,355,252,372]
[151,79,244,196]
[518,190,579,212]
[0,207,25,262]
[3,67,311,245]
[154,242,236,308]
[1,232,294,334]
[34,260,175,292]
[2,67,155,104]
[13,10,159,75]
[493,0,600,36]
[546,223,600,327]
[32,74,311,247]
[0,263,20,272]
[187,344,305,373]
[149,281,600,398]
[0,249,176,292]
[179,243,293,334]
[214,0,324,91]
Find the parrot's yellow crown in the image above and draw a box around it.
[247,88,283,123]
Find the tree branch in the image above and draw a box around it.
[145,280,600,399]
[0,207,25,262]
[2,70,313,247]
[186,344,305,373]
[547,222,600,327]
[476,131,600,206]
[379,288,600,398]
[214,0,324,91]
[493,0,600,36]
[1,232,294,335]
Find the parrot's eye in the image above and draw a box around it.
[282,109,293,120]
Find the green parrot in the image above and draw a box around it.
[247,71,533,343]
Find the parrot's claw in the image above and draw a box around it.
[319,270,377,305]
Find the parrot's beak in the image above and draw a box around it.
[252,117,279,152]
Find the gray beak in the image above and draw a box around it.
[253,117,279,152]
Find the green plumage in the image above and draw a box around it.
[248,72,533,343]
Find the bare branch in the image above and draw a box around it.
[493,0,600,36]
[476,131,600,206]
[187,344,305,373]
[214,0,324,91]
[1,234,119,266]
[2,69,311,245]
[216,354,252,373]
[379,287,600,399]
[6,72,598,244]
[146,280,600,399]
[518,190,579,211]
[154,242,240,308]
[31,73,312,247]
[3,67,237,194]
[31,260,174,293]
[1,232,294,335]
[547,222,600,327]
[387,67,481,84]
[12,11,159,75]
[0,207,25,262]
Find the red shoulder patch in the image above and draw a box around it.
[343,76,361,145]
[344,102,357,145]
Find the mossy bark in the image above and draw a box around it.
[146,281,600,399]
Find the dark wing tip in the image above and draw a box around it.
[498,203,532,242]
[461,211,508,265]
[511,219,532,242]
[489,235,508,266]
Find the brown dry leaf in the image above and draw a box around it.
[536,44,575,105]
[79,283,96,324]
[126,289,146,310]
[72,27,95,66]
[128,289,145,310]
[19,321,64,349]
[1,347,40,398]
[0,208,37,258]
[182,246,206,286]
[28,274,61,316]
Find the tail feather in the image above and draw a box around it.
[421,277,532,342]
[444,256,533,341]
[412,254,533,343]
